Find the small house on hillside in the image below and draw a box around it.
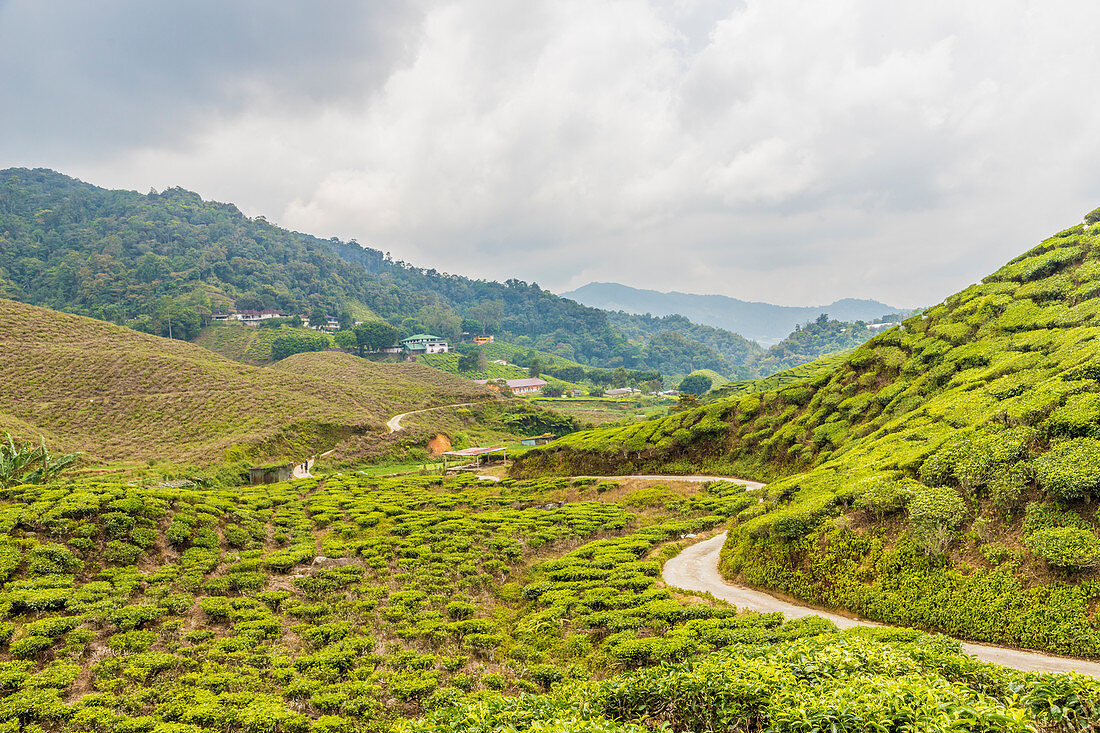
[474,335,494,345]
[520,433,555,446]
[235,309,288,325]
[605,387,641,397]
[474,377,547,395]
[401,334,451,354]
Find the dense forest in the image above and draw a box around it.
[748,314,884,375]
[0,168,789,375]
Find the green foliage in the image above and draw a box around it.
[908,484,969,555]
[270,331,331,361]
[677,374,712,395]
[0,435,80,489]
[1026,527,1100,568]
[1035,438,1100,500]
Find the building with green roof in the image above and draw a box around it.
[400,334,451,354]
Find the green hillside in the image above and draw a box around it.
[0,474,1091,733]
[191,322,320,365]
[707,352,851,402]
[747,315,882,376]
[606,311,764,375]
[515,209,1100,657]
[0,298,494,466]
[0,168,760,375]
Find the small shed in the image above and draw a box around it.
[442,446,507,470]
[520,433,555,446]
[249,463,293,485]
[250,458,312,485]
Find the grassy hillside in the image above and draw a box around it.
[685,368,730,391]
[0,168,749,373]
[515,211,1100,657]
[191,322,313,365]
[706,352,851,401]
[0,298,493,465]
[0,475,1092,732]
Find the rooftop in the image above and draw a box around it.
[504,378,548,388]
[442,446,507,457]
[401,333,443,342]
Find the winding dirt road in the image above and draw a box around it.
[386,402,482,433]
[663,531,1100,677]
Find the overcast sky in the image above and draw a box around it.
[3,0,1099,308]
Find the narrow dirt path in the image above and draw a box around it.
[386,402,482,433]
[663,531,1100,677]
[576,475,766,488]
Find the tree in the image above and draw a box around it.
[271,331,330,361]
[1086,206,1100,226]
[334,330,357,351]
[541,384,564,397]
[354,320,399,356]
[309,306,328,329]
[678,374,712,395]
[0,434,81,488]
[457,350,480,372]
[528,358,542,378]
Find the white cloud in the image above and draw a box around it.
[10,0,1100,308]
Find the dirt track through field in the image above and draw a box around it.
[386,402,482,433]
[664,531,1100,677]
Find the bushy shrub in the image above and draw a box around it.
[855,477,912,520]
[907,484,968,555]
[1035,437,1100,500]
[1025,527,1100,568]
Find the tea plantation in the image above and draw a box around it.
[0,475,1094,732]
[513,212,1100,658]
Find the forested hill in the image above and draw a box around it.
[0,167,757,373]
[747,314,884,376]
[562,281,907,344]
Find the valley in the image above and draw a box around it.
[2,172,1100,731]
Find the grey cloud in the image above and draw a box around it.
[0,0,424,161]
[3,0,1100,308]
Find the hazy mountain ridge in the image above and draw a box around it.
[562,281,907,345]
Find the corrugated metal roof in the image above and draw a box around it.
[505,378,548,388]
[443,446,507,456]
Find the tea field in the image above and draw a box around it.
[0,475,1096,732]
[514,212,1100,659]
[0,299,496,467]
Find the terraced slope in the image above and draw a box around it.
[0,299,493,464]
[516,211,1100,657]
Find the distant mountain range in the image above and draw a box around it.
[560,282,909,345]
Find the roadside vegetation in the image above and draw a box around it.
[515,211,1100,658]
